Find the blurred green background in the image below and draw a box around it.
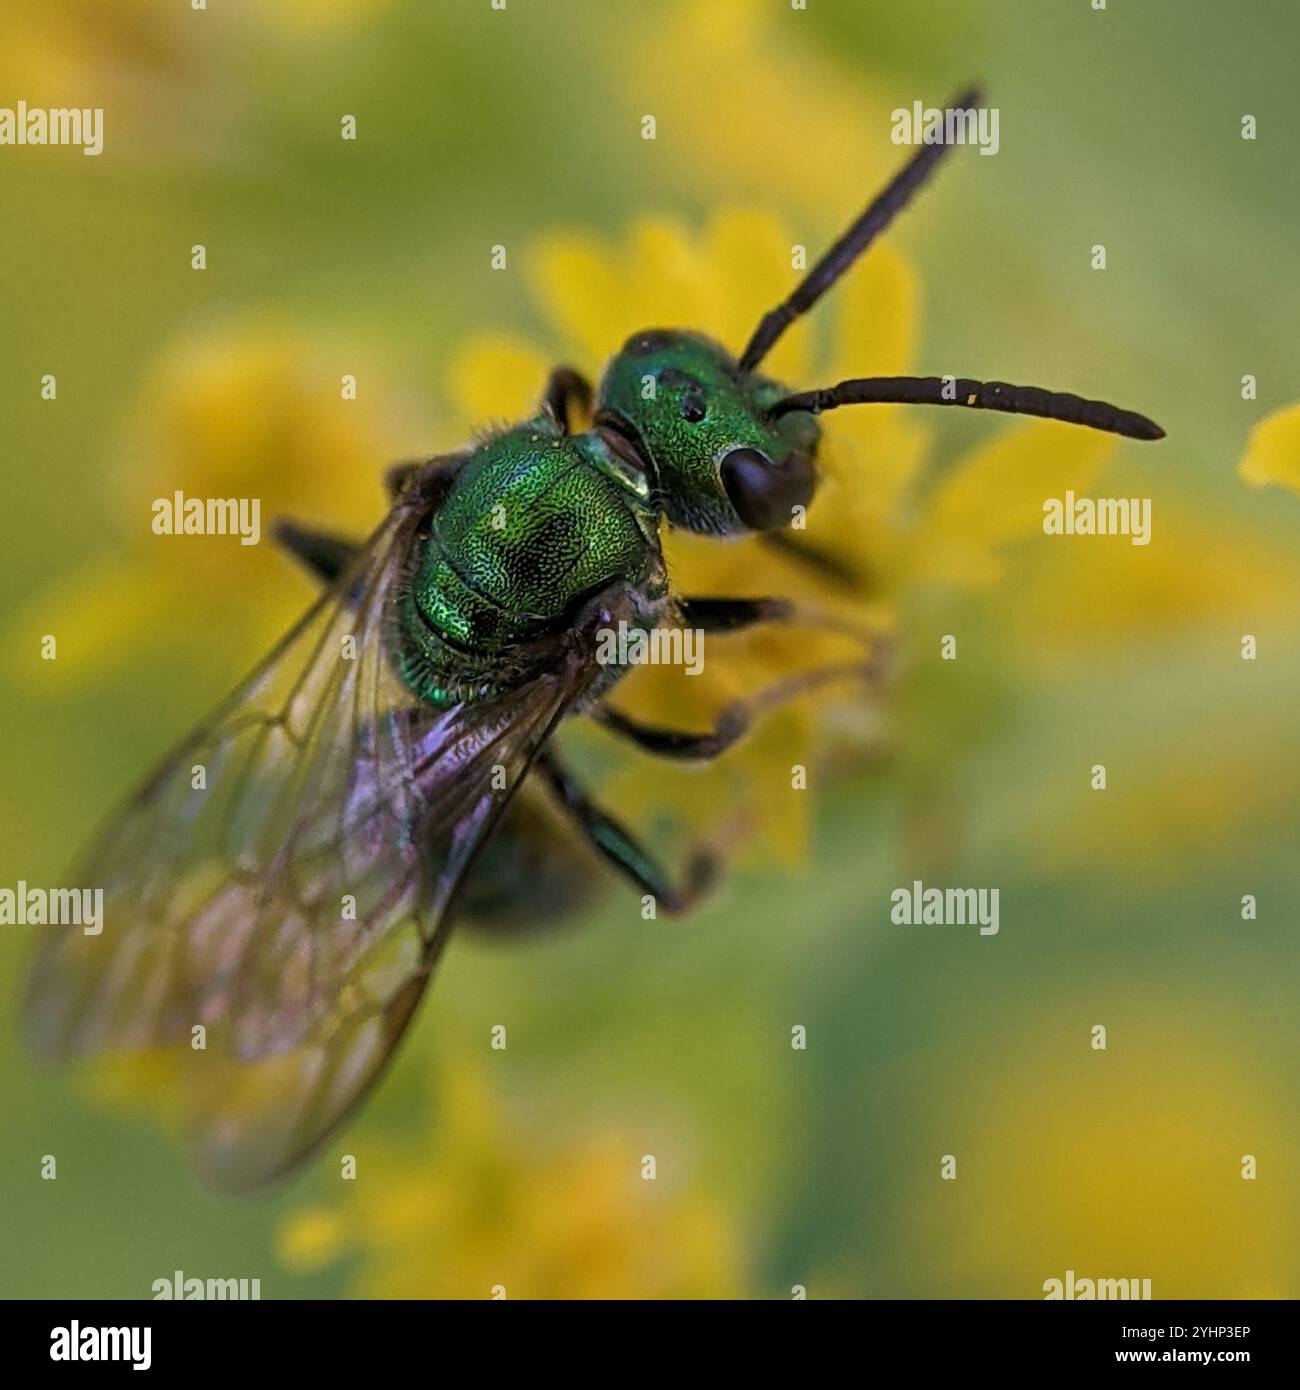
[2,0,1299,1298]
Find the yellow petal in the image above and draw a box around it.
[1239,403,1300,496]
[703,209,813,382]
[628,0,891,218]
[812,419,930,581]
[528,230,626,367]
[623,216,707,333]
[816,240,931,521]
[2,558,168,693]
[446,332,553,427]
[1009,504,1300,653]
[830,238,918,381]
[914,419,1115,587]
[116,321,393,536]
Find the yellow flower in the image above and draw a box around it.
[1239,402,1300,498]
[891,994,1300,1298]
[443,210,1126,865]
[615,0,899,217]
[278,1064,743,1299]
[967,403,1300,880]
[5,318,410,693]
[0,2,192,101]
[0,0,384,98]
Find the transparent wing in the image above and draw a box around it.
[24,491,610,1189]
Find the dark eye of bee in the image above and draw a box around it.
[679,391,707,423]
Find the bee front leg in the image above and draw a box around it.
[534,748,715,914]
[593,595,890,761]
[540,366,593,435]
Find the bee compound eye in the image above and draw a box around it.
[719,447,814,531]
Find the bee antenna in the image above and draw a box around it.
[769,375,1166,442]
[738,84,983,375]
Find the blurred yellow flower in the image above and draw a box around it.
[0,1,192,104]
[5,319,410,692]
[1239,403,1300,498]
[620,0,898,217]
[265,0,393,34]
[896,994,1300,1298]
[0,0,388,101]
[980,404,1300,879]
[278,1064,743,1299]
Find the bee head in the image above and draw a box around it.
[596,329,820,537]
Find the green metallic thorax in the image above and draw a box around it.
[397,415,664,707]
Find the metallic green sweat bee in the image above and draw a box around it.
[26,87,1163,1191]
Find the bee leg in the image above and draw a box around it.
[757,531,871,592]
[592,611,889,763]
[384,460,424,497]
[540,366,594,435]
[277,455,469,586]
[677,596,795,631]
[591,667,858,761]
[534,749,715,913]
[680,594,887,654]
[386,450,471,499]
[272,520,362,585]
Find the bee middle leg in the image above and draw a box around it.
[275,454,471,585]
[386,449,470,499]
[593,594,889,762]
[271,520,361,585]
[534,748,715,914]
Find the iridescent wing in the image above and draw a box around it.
[24,485,617,1190]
